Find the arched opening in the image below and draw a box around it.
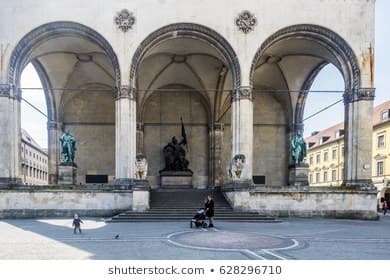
[131,23,241,188]
[9,22,120,184]
[250,24,360,186]
[20,63,48,185]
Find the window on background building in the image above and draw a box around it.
[377,161,384,177]
[309,174,313,184]
[341,146,344,157]
[377,134,385,148]
[381,109,389,121]
[324,151,328,162]
[323,171,328,182]
[316,154,320,164]
[316,172,320,183]
[341,168,344,181]
[310,156,313,165]
[332,149,337,160]
[332,170,337,182]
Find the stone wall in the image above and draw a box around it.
[61,90,115,184]
[223,186,378,220]
[0,188,132,218]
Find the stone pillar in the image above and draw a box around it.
[47,121,60,184]
[231,86,253,182]
[343,88,375,188]
[136,122,144,154]
[209,123,224,187]
[0,84,21,186]
[115,86,137,186]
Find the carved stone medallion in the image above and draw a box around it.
[235,11,257,34]
[115,9,135,32]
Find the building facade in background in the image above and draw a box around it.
[21,129,48,185]
[307,101,390,200]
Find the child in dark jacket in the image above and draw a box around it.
[72,213,83,234]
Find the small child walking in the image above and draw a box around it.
[72,213,83,234]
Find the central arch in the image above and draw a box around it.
[130,23,241,188]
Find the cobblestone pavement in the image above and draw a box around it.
[1,215,390,259]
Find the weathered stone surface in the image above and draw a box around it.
[58,165,77,185]
[160,171,193,188]
[0,189,132,218]
[289,164,309,186]
[224,186,378,220]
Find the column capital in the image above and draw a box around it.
[47,121,59,130]
[343,87,375,103]
[213,123,224,131]
[232,86,253,102]
[136,122,144,131]
[116,85,137,100]
[0,84,12,97]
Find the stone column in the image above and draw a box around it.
[47,121,60,184]
[0,84,21,186]
[343,88,375,188]
[115,86,137,186]
[209,123,224,187]
[231,86,253,182]
[136,122,144,154]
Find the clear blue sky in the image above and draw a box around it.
[21,0,390,148]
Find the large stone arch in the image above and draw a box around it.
[8,21,121,115]
[129,22,241,91]
[250,24,361,128]
[7,21,121,184]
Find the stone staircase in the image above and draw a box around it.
[109,188,278,222]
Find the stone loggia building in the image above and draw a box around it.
[0,0,378,218]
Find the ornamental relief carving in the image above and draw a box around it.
[115,9,136,32]
[0,84,11,97]
[235,11,257,34]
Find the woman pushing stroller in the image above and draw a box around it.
[205,195,214,228]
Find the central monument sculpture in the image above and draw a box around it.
[159,118,193,188]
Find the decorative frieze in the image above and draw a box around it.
[115,9,136,32]
[357,87,375,101]
[235,11,257,34]
[117,85,136,100]
[232,86,253,102]
[344,87,375,103]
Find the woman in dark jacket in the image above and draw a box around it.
[205,195,214,227]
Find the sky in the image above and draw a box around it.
[21,0,390,148]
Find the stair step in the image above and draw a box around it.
[109,188,276,222]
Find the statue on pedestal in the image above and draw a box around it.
[228,154,246,179]
[60,130,77,164]
[135,154,148,180]
[160,117,192,173]
[291,133,307,165]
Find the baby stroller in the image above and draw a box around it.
[190,208,208,228]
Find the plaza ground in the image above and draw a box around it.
[1,215,389,260]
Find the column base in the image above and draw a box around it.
[132,180,150,212]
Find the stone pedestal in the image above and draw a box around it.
[58,164,77,185]
[159,171,193,188]
[132,180,150,212]
[289,164,309,186]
